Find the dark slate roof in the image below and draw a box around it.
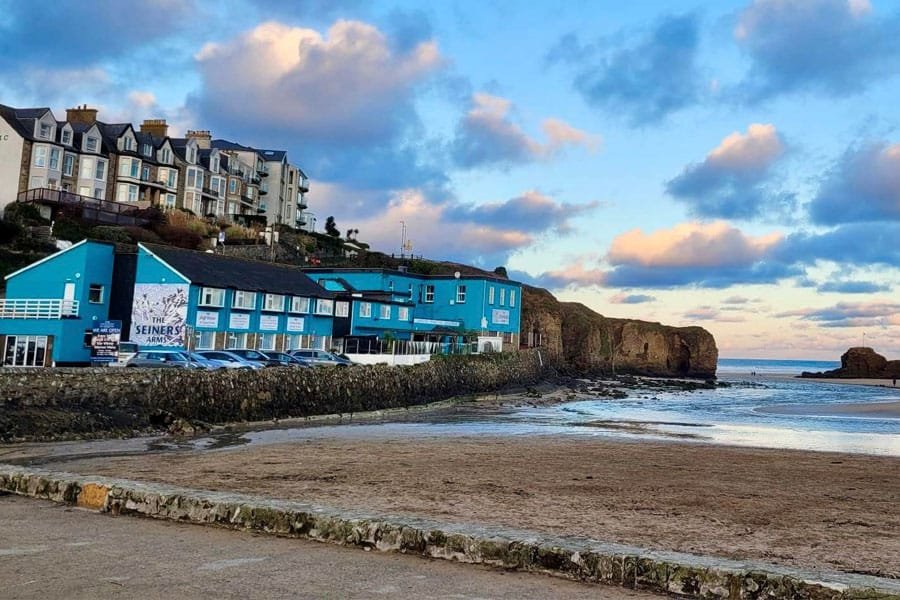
[143,244,334,298]
[258,148,286,162]
[211,138,254,152]
[0,104,51,140]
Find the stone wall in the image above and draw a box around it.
[0,350,546,442]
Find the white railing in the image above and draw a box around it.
[0,299,80,319]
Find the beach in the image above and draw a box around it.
[42,431,900,579]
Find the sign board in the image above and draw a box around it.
[91,320,121,362]
[491,309,510,325]
[259,314,279,331]
[130,284,188,346]
[413,318,461,328]
[286,317,305,332]
[229,313,250,330]
[196,311,219,328]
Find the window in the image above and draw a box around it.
[359,302,372,318]
[80,157,93,179]
[61,130,72,145]
[510,290,516,307]
[94,187,104,200]
[126,184,138,202]
[95,160,105,180]
[187,168,197,188]
[263,293,285,311]
[195,331,215,350]
[200,287,225,307]
[335,301,349,318]
[160,148,172,164]
[165,194,176,209]
[226,332,248,349]
[83,330,93,348]
[290,297,309,313]
[489,286,495,304]
[142,143,152,157]
[88,284,104,304]
[85,136,98,152]
[3,335,49,367]
[48,148,60,170]
[78,186,90,196]
[63,154,74,176]
[123,136,134,152]
[258,333,277,351]
[34,146,47,167]
[232,290,256,310]
[379,304,391,319]
[500,288,506,306]
[456,285,467,304]
[229,178,238,194]
[29,176,44,189]
[142,165,150,181]
[39,122,51,139]
[424,285,435,303]
[168,169,177,188]
[315,299,334,315]
[398,306,410,321]
[211,156,219,172]
[119,157,139,178]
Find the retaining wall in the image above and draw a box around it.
[0,350,545,442]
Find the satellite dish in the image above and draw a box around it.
[454,271,461,279]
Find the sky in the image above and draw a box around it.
[2,0,899,360]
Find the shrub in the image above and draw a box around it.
[4,203,49,225]
[166,209,216,237]
[155,224,203,249]
[224,224,255,240]
[90,226,132,244]
[0,220,22,244]
[123,226,162,244]
[52,218,92,243]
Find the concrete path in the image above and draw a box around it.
[0,495,655,600]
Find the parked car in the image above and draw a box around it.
[112,341,140,367]
[226,349,287,368]
[195,350,262,370]
[261,351,312,368]
[186,352,225,370]
[126,350,201,369]
[289,349,353,367]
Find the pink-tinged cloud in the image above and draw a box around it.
[452,93,599,168]
[776,300,900,328]
[706,123,784,172]
[607,221,783,268]
[195,20,442,143]
[609,292,656,304]
[445,190,600,235]
[535,260,608,289]
[683,306,747,323]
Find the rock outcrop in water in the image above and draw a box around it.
[801,347,900,379]
[520,286,718,378]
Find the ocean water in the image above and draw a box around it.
[717,357,840,375]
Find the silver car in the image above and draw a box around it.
[195,350,262,370]
[126,350,201,369]
[289,349,353,367]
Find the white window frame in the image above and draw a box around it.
[379,304,391,319]
[456,285,466,304]
[510,290,516,307]
[258,333,277,351]
[34,146,47,167]
[500,288,506,306]
[315,299,334,316]
[49,148,60,170]
[39,122,51,139]
[290,296,309,313]
[226,332,248,349]
[63,153,74,176]
[424,285,435,303]
[199,287,225,307]
[263,293,285,312]
[61,130,72,145]
[195,331,215,350]
[489,286,495,304]
[80,157,93,179]
[85,136,98,152]
[94,159,105,181]
[334,301,349,318]
[88,284,104,304]
[398,306,410,321]
[142,143,152,157]
[232,290,257,310]
[359,302,372,318]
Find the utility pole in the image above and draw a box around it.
[400,221,407,258]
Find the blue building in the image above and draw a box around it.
[308,268,522,351]
[0,240,116,366]
[133,244,340,353]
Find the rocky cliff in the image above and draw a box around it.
[801,347,900,379]
[520,286,718,378]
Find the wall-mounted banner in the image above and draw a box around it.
[286,317,305,332]
[259,314,279,331]
[130,284,188,346]
[91,320,121,362]
[195,311,219,328]
[491,309,510,325]
[229,313,250,330]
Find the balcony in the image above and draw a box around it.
[17,188,150,226]
[259,187,268,196]
[298,176,309,192]
[0,299,80,319]
[297,195,308,209]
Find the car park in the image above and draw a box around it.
[289,349,353,367]
[126,350,201,369]
[226,349,286,368]
[261,351,311,368]
[195,351,261,370]
[186,352,225,370]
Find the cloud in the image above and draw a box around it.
[666,123,794,220]
[528,260,608,290]
[444,191,599,235]
[817,280,892,293]
[683,307,746,322]
[778,222,900,266]
[776,300,900,328]
[808,142,900,224]
[548,13,702,125]
[0,0,194,69]
[451,93,599,168]
[610,293,656,304]
[722,295,751,304]
[734,0,900,101]
[604,221,794,288]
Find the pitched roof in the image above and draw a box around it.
[258,149,287,162]
[0,104,52,140]
[142,244,334,298]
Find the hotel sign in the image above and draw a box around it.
[229,313,250,330]
[286,317,305,332]
[195,311,219,328]
[259,315,279,331]
[131,284,188,346]
[413,318,460,328]
[491,309,510,325]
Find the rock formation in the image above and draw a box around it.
[801,347,900,379]
[520,286,718,378]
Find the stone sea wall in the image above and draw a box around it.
[0,351,545,442]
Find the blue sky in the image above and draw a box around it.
[2,0,899,359]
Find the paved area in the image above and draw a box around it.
[0,495,658,600]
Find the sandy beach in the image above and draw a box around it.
[46,434,900,579]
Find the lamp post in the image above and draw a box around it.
[400,221,407,258]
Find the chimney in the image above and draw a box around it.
[186,129,212,149]
[140,118,169,138]
[66,104,98,125]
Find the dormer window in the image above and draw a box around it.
[85,137,98,152]
[61,130,72,145]
[211,157,219,172]
[160,148,172,164]
[39,123,51,139]
[142,143,152,157]
[123,137,134,152]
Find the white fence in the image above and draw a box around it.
[0,299,80,319]
[345,353,432,366]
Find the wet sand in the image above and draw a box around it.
[797,377,900,390]
[46,435,900,579]
[758,400,900,419]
